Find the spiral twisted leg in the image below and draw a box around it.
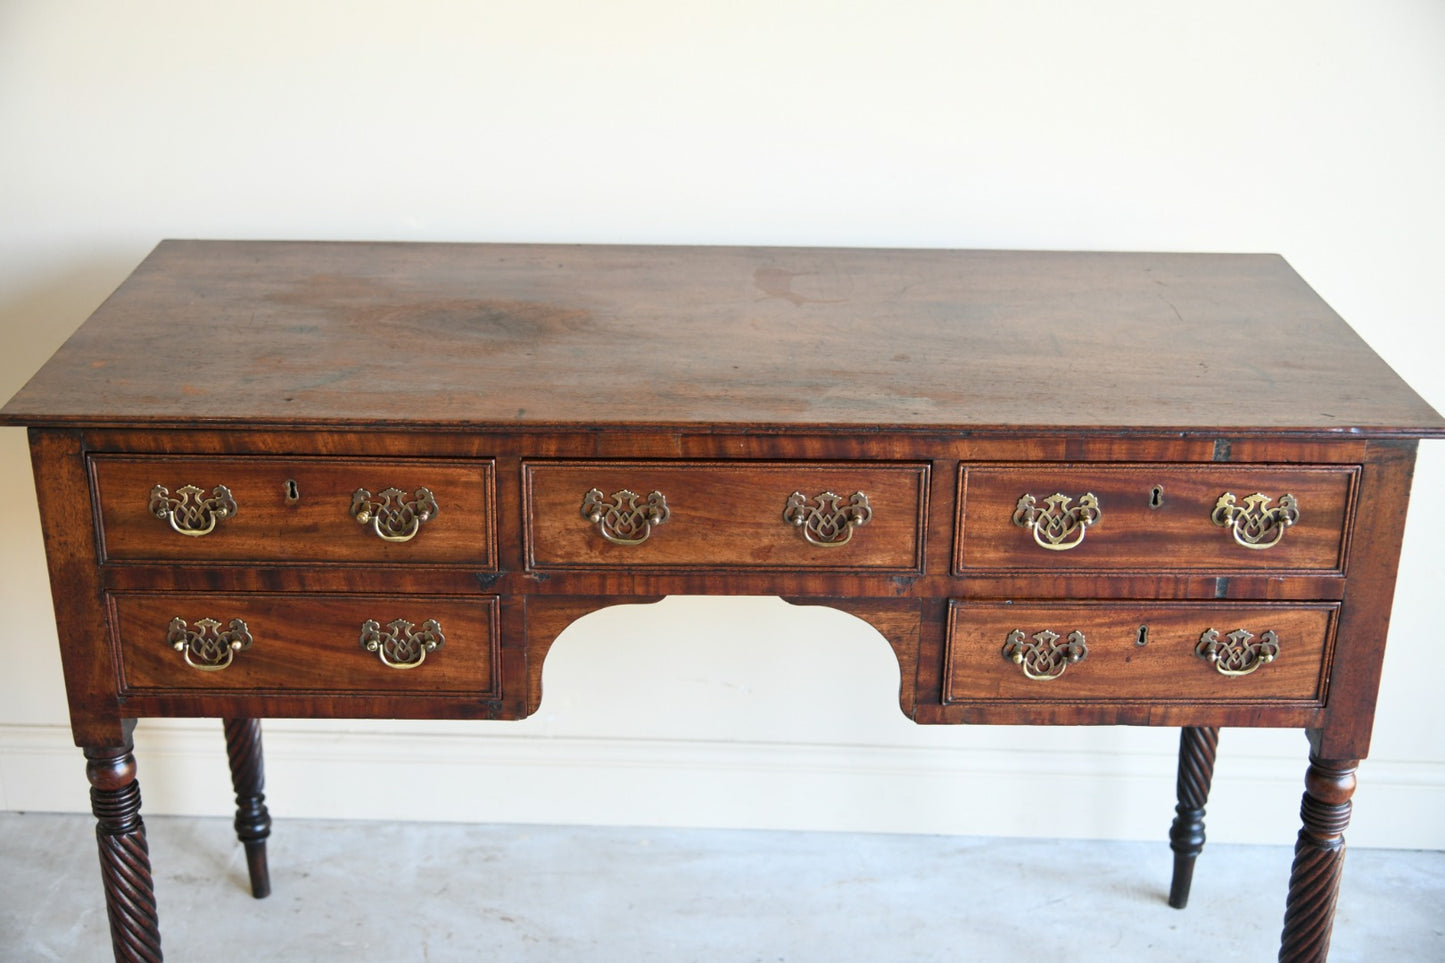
[1278,754,1358,962]
[85,737,162,962]
[1168,726,1219,909]
[223,718,272,899]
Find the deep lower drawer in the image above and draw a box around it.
[110,593,499,695]
[91,455,496,566]
[524,460,928,572]
[956,464,1356,574]
[943,600,1337,704]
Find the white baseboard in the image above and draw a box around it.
[2,722,1440,849]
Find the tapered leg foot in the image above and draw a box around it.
[1278,754,1358,962]
[223,718,272,899]
[1168,725,1218,909]
[85,732,163,962]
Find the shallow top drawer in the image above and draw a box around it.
[524,460,927,572]
[956,464,1356,574]
[91,455,496,566]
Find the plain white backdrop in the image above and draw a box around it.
[1,2,1442,847]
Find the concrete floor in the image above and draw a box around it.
[1,813,1440,962]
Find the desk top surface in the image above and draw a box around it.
[3,240,1441,437]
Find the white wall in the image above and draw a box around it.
[1,1,1442,848]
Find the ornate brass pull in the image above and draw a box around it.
[1012,492,1101,551]
[1211,492,1299,550]
[351,487,438,543]
[168,617,252,672]
[149,484,236,537]
[783,491,872,547]
[360,618,445,669]
[581,488,669,545]
[1196,627,1279,676]
[1002,628,1089,681]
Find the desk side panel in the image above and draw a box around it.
[27,429,125,745]
[1312,439,1419,759]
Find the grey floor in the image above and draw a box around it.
[1,813,1440,962]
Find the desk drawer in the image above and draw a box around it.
[524,460,927,572]
[111,593,499,695]
[91,456,496,566]
[943,601,1336,704]
[957,465,1355,574]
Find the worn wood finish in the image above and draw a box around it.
[2,242,1442,962]
[4,242,1441,435]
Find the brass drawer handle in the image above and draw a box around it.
[1196,627,1279,676]
[360,618,445,670]
[351,487,438,543]
[783,490,872,547]
[1211,492,1299,550]
[1012,492,1100,551]
[149,484,236,537]
[1002,628,1089,680]
[581,488,669,545]
[168,616,252,672]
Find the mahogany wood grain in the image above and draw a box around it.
[3,242,1441,437]
[957,465,1355,574]
[111,593,500,697]
[524,460,927,572]
[2,242,1441,962]
[943,602,1336,704]
[92,455,496,566]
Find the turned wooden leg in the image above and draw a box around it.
[1278,753,1358,962]
[1168,725,1219,909]
[85,726,163,962]
[223,718,272,899]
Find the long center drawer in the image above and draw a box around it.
[523,460,928,572]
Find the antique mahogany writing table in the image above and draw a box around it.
[3,241,1442,961]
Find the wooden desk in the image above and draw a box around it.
[3,242,1441,961]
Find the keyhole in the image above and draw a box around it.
[1148,485,1164,509]
[1136,625,1150,647]
[285,479,300,504]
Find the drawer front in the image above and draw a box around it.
[111,593,499,695]
[524,460,928,571]
[957,465,1356,573]
[944,601,1336,704]
[92,456,496,566]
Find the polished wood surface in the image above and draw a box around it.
[3,242,1441,962]
[957,465,1355,573]
[943,601,1336,703]
[3,241,1441,435]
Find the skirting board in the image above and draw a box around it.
[1,722,1440,850]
